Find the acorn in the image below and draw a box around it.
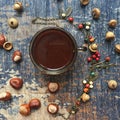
[89,43,98,52]
[105,31,115,41]
[115,44,120,53]
[12,50,22,62]
[108,19,117,28]
[92,8,101,19]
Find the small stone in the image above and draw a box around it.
[108,80,117,89]
[115,44,120,53]
[108,19,117,28]
[105,31,115,41]
[92,8,101,19]
[8,18,19,29]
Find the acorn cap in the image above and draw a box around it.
[115,44,120,53]
[3,42,13,51]
[89,43,98,52]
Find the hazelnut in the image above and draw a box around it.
[92,8,101,19]
[0,34,7,47]
[48,82,59,93]
[47,103,59,114]
[108,80,118,89]
[10,77,23,90]
[29,98,41,109]
[19,104,31,116]
[0,92,11,101]
[115,44,120,53]
[13,2,23,11]
[8,18,19,29]
[80,0,89,6]
[105,31,115,41]
[12,50,22,62]
[3,42,13,51]
[89,43,98,52]
[81,93,90,102]
[108,19,117,28]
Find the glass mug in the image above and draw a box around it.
[29,27,79,75]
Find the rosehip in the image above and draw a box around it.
[96,57,100,61]
[105,56,110,62]
[68,17,74,22]
[92,54,96,59]
[87,57,92,62]
[85,84,90,88]
[78,24,83,29]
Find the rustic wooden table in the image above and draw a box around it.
[0,0,120,120]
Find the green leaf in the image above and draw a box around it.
[65,7,73,17]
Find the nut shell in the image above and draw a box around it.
[3,42,13,51]
[92,8,101,19]
[12,50,22,62]
[115,44,120,53]
[0,92,11,101]
[108,80,117,89]
[47,103,59,114]
[108,19,117,28]
[13,2,23,11]
[80,0,89,6]
[105,31,115,41]
[19,104,31,116]
[10,77,23,89]
[8,18,19,29]
[48,82,59,93]
[29,98,41,109]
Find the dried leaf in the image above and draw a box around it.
[65,7,73,17]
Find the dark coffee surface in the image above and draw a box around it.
[31,28,76,69]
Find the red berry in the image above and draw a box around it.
[78,24,83,29]
[68,17,74,22]
[85,84,90,88]
[87,57,92,62]
[97,54,101,58]
[95,51,99,55]
[96,57,100,61]
[89,36,93,39]
[105,56,110,62]
[92,54,96,59]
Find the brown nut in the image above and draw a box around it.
[19,104,31,116]
[92,8,101,19]
[115,44,120,53]
[29,98,41,109]
[89,43,98,52]
[12,50,22,62]
[3,42,13,51]
[81,93,90,102]
[47,103,59,114]
[108,80,118,89]
[13,2,23,11]
[105,31,115,41]
[10,78,23,90]
[0,92,11,101]
[0,34,7,47]
[8,18,19,29]
[48,82,59,93]
[80,0,89,6]
[108,19,117,28]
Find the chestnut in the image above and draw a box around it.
[48,82,59,93]
[29,98,41,109]
[10,77,23,90]
[0,92,11,101]
[47,103,59,114]
[12,50,22,62]
[19,104,31,116]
